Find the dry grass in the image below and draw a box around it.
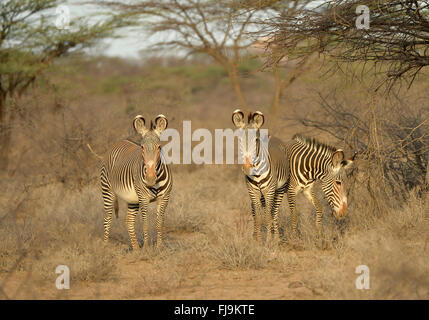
[1,168,428,299]
[0,184,119,285]
[286,190,429,299]
[206,215,272,270]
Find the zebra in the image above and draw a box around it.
[284,134,356,241]
[232,109,290,243]
[100,114,172,250]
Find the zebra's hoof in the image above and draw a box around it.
[124,246,135,253]
[129,241,140,251]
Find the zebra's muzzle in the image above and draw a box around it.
[242,156,254,175]
[144,161,157,186]
[333,201,347,220]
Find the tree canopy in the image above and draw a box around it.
[266,0,429,88]
[0,0,132,167]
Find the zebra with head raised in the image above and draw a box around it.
[232,109,290,243]
[285,134,356,241]
[100,115,172,250]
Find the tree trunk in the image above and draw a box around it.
[227,66,248,109]
[271,65,281,118]
[270,56,316,119]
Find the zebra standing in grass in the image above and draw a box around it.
[232,109,290,243]
[101,115,172,250]
[284,135,356,240]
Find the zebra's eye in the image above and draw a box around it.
[335,181,341,185]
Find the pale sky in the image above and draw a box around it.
[64,0,148,59]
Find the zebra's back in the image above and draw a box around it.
[285,135,335,188]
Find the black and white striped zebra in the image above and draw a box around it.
[232,109,290,243]
[285,135,356,239]
[101,115,172,250]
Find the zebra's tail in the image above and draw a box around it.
[114,199,119,219]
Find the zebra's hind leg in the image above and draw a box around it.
[101,172,116,244]
[126,203,140,250]
[156,194,170,249]
[102,196,116,243]
[270,187,286,243]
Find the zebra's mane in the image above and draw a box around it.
[292,134,337,155]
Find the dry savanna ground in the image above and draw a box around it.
[1,55,428,299]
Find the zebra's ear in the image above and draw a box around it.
[154,114,168,135]
[341,152,357,169]
[332,150,345,169]
[232,109,245,128]
[133,115,149,136]
[251,111,264,129]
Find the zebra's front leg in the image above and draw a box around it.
[304,187,325,248]
[156,194,170,249]
[250,201,263,243]
[126,203,140,250]
[247,182,263,242]
[262,188,275,244]
[139,199,150,249]
[271,188,286,243]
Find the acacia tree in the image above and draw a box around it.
[264,0,429,199]
[266,0,429,89]
[0,0,130,168]
[100,0,315,117]
[100,0,264,108]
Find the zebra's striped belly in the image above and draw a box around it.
[114,183,160,204]
[114,185,139,204]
